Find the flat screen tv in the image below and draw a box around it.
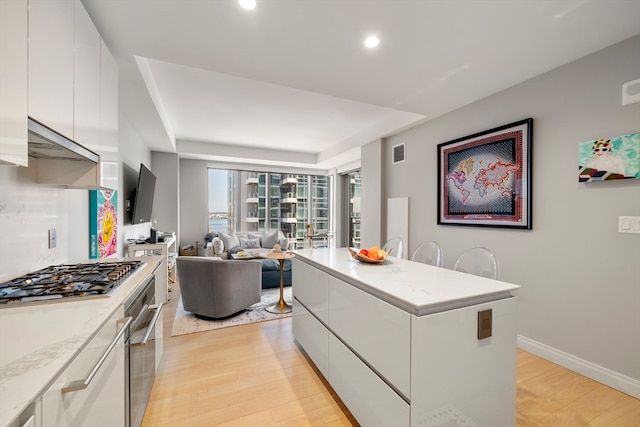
[131,163,157,225]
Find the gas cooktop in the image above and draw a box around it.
[0,260,143,305]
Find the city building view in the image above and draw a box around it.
[347,170,361,248]
[208,169,333,249]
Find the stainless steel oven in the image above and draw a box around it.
[124,275,164,427]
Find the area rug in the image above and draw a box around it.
[171,286,292,336]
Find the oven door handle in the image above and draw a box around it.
[61,316,133,394]
[131,302,165,347]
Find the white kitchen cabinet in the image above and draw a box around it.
[25,0,118,188]
[328,275,411,398]
[0,0,28,166]
[291,259,329,323]
[292,259,330,378]
[73,0,101,151]
[29,0,75,140]
[0,258,162,427]
[329,334,410,427]
[292,299,329,378]
[292,248,520,427]
[99,39,119,188]
[5,402,40,427]
[410,298,518,427]
[40,306,128,427]
[2,0,117,178]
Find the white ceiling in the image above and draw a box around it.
[82,0,640,171]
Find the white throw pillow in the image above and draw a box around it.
[261,230,280,248]
[212,237,224,255]
[239,237,261,249]
[218,232,240,251]
[248,233,263,246]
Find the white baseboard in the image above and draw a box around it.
[517,335,640,399]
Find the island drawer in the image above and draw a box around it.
[292,297,329,378]
[328,275,411,398]
[292,258,329,323]
[329,334,409,427]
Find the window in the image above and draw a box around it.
[344,170,361,248]
[207,169,230,232]
[208,168,332,249]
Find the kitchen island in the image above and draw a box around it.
[292,247,520,427]
[0,256,162,427]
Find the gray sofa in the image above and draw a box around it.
[176,256,262,319]
[203,230,292,289]
[211,230,289,253]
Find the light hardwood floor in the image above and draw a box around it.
[143,282,639,427]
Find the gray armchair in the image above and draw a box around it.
[176,256,262,319]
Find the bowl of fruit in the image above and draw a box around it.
[348,246,391,264]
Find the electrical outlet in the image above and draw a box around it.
[48,229,57,249]
[618,216,640,234]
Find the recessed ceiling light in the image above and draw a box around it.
[364,35,380,48]
[239,0,256,10]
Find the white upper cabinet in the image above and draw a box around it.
[100,40,119,188]
[2,0,118,177]
[28,0,75,140]
[100,41,118,161]
[74,0,101,152]
[23,0,118,187]
[0,0,28,166]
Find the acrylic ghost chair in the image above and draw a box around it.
[411,241,443,267]
[382,237,404,259]
[453,247,499,280]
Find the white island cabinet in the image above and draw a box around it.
[292,248,520,427]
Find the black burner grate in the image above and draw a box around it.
[0,260,142,304]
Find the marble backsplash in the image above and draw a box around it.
[0,166,151,281]
[0,167,71,280]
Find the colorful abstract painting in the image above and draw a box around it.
[579,132,640,182]
[90,189,117,259]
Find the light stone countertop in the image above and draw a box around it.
[293,248,520,316]
[0,256,162,427]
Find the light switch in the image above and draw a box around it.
[618,216,640,234]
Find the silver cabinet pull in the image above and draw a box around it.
[132,302,165,347]
[62,316,132,394]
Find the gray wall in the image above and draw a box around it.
[119,116,152,249]
[179,158,209,248]
[152,152,180,240]
[360,139,383,249]
[377,35,640,393]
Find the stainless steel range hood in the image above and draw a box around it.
[28,118,99,163]
[24,117,106,188]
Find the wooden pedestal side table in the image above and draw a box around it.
[263,251,295,314]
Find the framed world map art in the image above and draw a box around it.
[437,118,532,229]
